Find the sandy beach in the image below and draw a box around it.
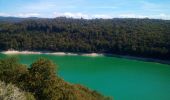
[1,50,104,57]
[1,50,169,64]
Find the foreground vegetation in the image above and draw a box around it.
[0,57,111,100]
[0,17,170,60]
[0,81,35,100]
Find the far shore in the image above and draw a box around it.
[0,50,170,65]
[0,50,104,57]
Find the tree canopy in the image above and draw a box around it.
[0,17,170,60]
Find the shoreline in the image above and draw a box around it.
[106,54,170,65]
[0,50,170,65]
[0,50,104,57]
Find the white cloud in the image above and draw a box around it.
[53,12,113,19]
[0,13,11,17]
[118,14,148,18]
[53,12,89,19]
[0,12,40,18]
[92,14,112,19]
[1,12,170,20]
[16,13,40,17]
[155,13,170,19]
[118,13,170,20]
[53,12,170,20]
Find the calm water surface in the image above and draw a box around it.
[0,53,170,100]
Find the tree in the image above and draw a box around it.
[0,17,169,60]
[27,58,59,100]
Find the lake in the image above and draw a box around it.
[0,53,170,100]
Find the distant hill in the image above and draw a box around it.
[0,17,170,60]
[0,16,40,23]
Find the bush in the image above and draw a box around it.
[0,57,28,84]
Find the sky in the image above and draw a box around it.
[0,0,170,19]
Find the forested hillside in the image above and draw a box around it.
[0,17,170,60]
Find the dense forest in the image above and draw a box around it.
[0,57,111,100]
[0,17,170,60]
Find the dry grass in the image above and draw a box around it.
[0,81,35,100]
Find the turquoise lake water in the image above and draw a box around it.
[0,53,170,100]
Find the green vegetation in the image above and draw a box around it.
[0,17,170,60]
[0,57,111,100]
